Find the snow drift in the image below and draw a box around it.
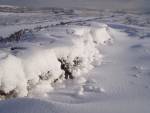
[0,23,113,99]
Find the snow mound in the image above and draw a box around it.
[0,23,113,99]
[0,5,18,8]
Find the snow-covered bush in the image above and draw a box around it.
[0,23,113,99]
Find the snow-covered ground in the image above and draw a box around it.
[0,6,150,113]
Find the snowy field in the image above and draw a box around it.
[0,5,150,113]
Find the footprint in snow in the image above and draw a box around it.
[130,66,145,74]
[132,74,140,78]
[130,44,143,49]
[130,66,143,77]
[81,79,105,93]
[145,85,149,89]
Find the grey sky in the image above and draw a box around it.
[0,0,149,10]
